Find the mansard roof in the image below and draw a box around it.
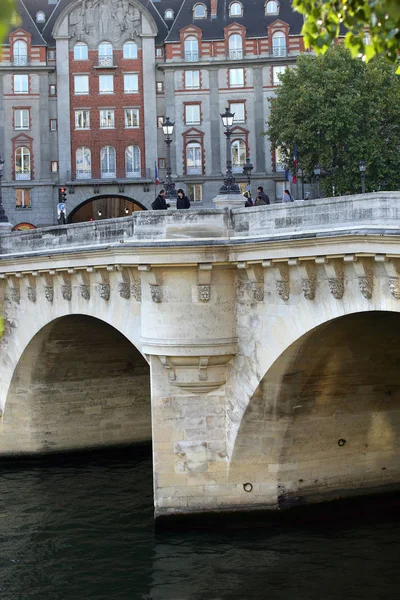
[5,0,48,46]
[164,0,304,42]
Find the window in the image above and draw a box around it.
[14,109,29,130]
[14,74,28,94]
[74,75,88,95]
[156,81,164,92]
[186,142,202,174]
[98,41,113,66]
[228,34,243,59]
[158,158,166,169]
[188,184,202,202]
[185,70,200,89]
[230,102,245,123]
[185,104,200,125]
[229,2,243,16]
[100,109,115,129]
[156,48,163,57]
[157,116,164,128]
[231,139,246,172]
[164,9,174,19]
[15,147,31,180]
[49,84,57,96]
[48,49,56,60]
[272,31,286,56]
[75,110,90,129]
[123,41,138,59]
[51,161,58,173]
[124,108,139,128]
[229,68,244,87]
[13,40,28,65]
[101,146,116,178]
[124,73,138,93]
[74,43,88,60]
[193,3,206,18]
[273,65,286,85]
[99,75,114,94]
[76,147,91,179]
[184,37,198,62]
[36,11,46,23]
[266,0,279,14]
[15,188,31,208]
[125,145,141,177]
[49,119,57,131]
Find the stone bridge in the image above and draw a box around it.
[1,191,400,519]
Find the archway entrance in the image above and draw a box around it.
[68,195,146,223]
[2,315,151,456]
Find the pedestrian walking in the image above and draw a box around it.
[283,189,294,202]
[176,188,191,209]
[152,189,170,210]
[257,186,270,205]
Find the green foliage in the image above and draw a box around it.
[292,0,400,73]
[266,46,400,195]
[0,0,18,45]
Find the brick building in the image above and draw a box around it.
[0,0,305,226]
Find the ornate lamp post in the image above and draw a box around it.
[359,160,366,193]
[0,156,10,225]
[162,117,177,200]
[219,107,240,194]
[242,157,254,197]
[314,163,321,199]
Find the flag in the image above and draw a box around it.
[155,161,160,185]
[292,144,297,184]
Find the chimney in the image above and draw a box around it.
[211,0,217,19]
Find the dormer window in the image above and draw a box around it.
[229,2,243,17]
[265,0,279,15]
[36,11,46,23]
[164,9,174,20]
[193,3,207,19]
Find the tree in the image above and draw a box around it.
[293,0,400,72]
[266,46,400,196]
[0,0,18,45]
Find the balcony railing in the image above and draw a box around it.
[186,165,202,175]
[184,52,199,62]
[126,170,141,178]
[98,55,114,67]
[13,55,29,66]
[76,170,92,180]
[228,49,243,60]
[101,171,116,179]
[15,172,31,180]
[232,164,245,173]
[271,46,287,57]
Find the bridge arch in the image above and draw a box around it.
[1,314,151,456]
[67,194,146,223]
[229,310,400,505]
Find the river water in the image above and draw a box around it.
[1,447,400,600]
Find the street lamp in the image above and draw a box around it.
[219,107,240,194]
[162,117,177,200]
[242,157,254,196]
[359,160,366,193]
[314,163,321,199]
[0,156,10,224]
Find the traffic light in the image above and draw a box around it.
[58,187,67,202]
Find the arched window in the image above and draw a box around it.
[13,40,28,65]
[231,139,246,172]
[76,147,91,179]
[228,34,243,59]
[125,146,141,178]
[98,41,113,66]
[15,147,31,180]
[101,146,116,178]
[186,142,202,174]
[265,0,279,14]
[74,42,88,60]
[272,31,286,56]
[229,2,243,16]
[123,41,138,59]
[193,3,206,18]
[184,36,199,62]
[36,11,46,23]
[164,9,174,19]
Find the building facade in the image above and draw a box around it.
[0,0,306,226]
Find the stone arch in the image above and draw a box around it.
[67,194,147,223]
[1,314,151,456]
[229,310,400,507]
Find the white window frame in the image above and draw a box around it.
[185,70,200,89]
[15,146,31,180]
[186,142,202,175]
[230,102,245,123]
[50,119,57,131]
[228,34,243,59]
[51,161,58,173]
[229,2,243,16]
[188,183,202,202]
[14,109,29,130]
[273,65,286,85]
[185,104,200,125]
[123,41,138,59]
[266,0,279,14]
[229,68,244,88]
[98,41,113,66]
[124,73,139,93]
[15,188,31,208]
[99,109,115,129]
[36,11,46,23]
[231,139,246,172]
[272,31,286,56]
[164,9,174,19]
[193,3,206,18]
[75,109,90,130]
[101,146,116,179]
[13,40,28,65]
[125,145,141,178]
[14,74,29,94]
[74,43,88,60]
[74,75,89,95]
[184,37,199,62]
[124,108,139,128]
[76,146,92,179]
[99,74,114,94]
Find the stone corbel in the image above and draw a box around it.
[7,276,21,304]
[116,267,131,300]
[346,255,374,299]
[376,255,400,299]
[25,272,38,303]
[95,268,111,301]
[197,263,212,302]
[139,265,162,303]
[239,262,264,302]
[159,356,176,382]
[273,262,290,301]
[57,269,74,301]
[76,269,91,300]
[42,272,54,303]
[292,259,316,300]
[318,257,344,299]
[157,354,231,394]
